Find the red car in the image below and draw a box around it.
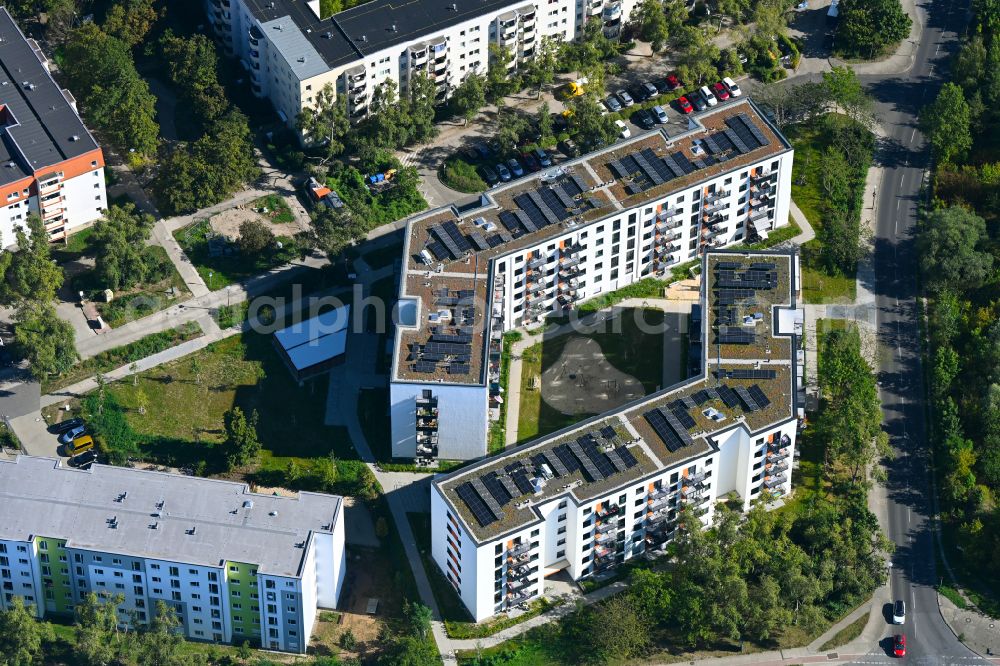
[666,73,681,90]
[676,96,693,114]
[712,81,730,101]
[892,634,906,658]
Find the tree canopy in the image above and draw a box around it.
[90,204,157,291]
[836,0,911,60]
[921,83,972,164]
[14,300,78,377]
[917,206,994,293]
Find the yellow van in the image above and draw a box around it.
[66,435,94,456]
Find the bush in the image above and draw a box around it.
[440,158,486,193]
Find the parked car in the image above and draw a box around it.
[640,82,659,100]
[666,73,681,90]
[892,634,906,658]
[68,449,98,469]
[712,81,731,101]
[558,139,579,157]
[653,78,672,94]
[632,108,655,129]
[534,147,553,167]
[496,162,512,182]
[605,95,623,113]
[615,89,635,107]
[481,164,500,185]
[553,112,569,132]
[474,142,491,159]
[690,93,708,112]
[699,85,718,107]
[507,158,524,178]
[52,417,85,434]
[59,425,86,445]
[614,119,631,139]
[652,105,669,123]
[598,99,610,115]
[462,146,480,161]
[520,152,540,171]
[676,96,694,114]
[722,76,743,97]
[65,435,94,457]
[892,600,905,624]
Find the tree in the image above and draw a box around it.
[0,597,50,666]
[310,206,370,258]
[537,102,554,147]
[567,94,618,150]
[584,593,650,661]
[75,592,129,666]
[237,218,274,255]
[90,204,157,291]
[223,406,261,469]
[673,27,721,85]
[14,301,77,377]
[921,83,972,164]
[404,601,432,640]
[381,634,438,666]
[159,31,229,127]
[522,37,559,96]
[2,216,64,305]
[407,72,439,145]
[361,80,411,150]
[450,73,486,125]
[632,0,671,52]
[137,600,184,666]
[103,0,161,48]
[917,206,993,293]
[836,0,911,60]
[62,24,159,156]
[296,83,350,161]
[485,44,519,106]
[822,66,876,128]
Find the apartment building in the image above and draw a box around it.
[0,9,108,244]
[207,0,638,127]
[389,98,795,461]
[0,456,346,654]
[430,247,804,621]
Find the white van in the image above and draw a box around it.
[699,85,718,107]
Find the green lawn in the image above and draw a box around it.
[251,194,295,223]
[439,157,487,193]
[802,259,857,304]
[577,277,667,313]
[517,308,665,442]
[51,226,96,263]
[91,247,192,327]
[174,218,305,289]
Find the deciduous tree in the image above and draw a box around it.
[237,218,274,255]
[2,216,64,305]
[103,0,161,48]
[90,204,157,291]
[450,73,486,125]
[14,300,77,377]
[836,0,911,60]
[0,597,50,666]
[223,406,261,469]
[296,83,350,161]
[917,206,993,292]
[921,83,972,164]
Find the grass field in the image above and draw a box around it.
[251,194,295,223]
[517,309,665,442]
[174,219,304,289]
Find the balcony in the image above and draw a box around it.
[595,530,616,546]
[751,169,772,183]
[602,2,622,21]
[38,179,61,195]
[527,254,546,270]
[509,542,530,558]
[763,473,787,489]
[507,577,532,593]
[766,460,788,475]
[749,209,770,223]
[587,0,603,15]
[685,471,706,487]
[596,503,620,520]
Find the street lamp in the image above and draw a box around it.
[208,271,214,290]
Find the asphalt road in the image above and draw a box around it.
[852,0,982,663]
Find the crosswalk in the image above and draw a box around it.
[397,150,420,169]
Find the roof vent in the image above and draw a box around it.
[108,516,118,529]
[269,510,278,517]
[390,24,397,32]
[186,526,197,535]
[5,162,13,168]
[450,2,457,8]
[149,522,158,530]
[323,31,332,38]
[115,491,127,502]
[298,56,306,63]
[243,500,254,509]
[21,81,28,88]
[295,541,305,548]
[360,34,367,42]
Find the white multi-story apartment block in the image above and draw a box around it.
[389,98,795,462]
[0,456,346,654]
[0,9,108,244]
[430,246,804,621]
[207,0,639,126]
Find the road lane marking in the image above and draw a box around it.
[910,128,916,143]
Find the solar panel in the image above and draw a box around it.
[715,261,742,271]
[748,384,771,409]
[605,448,629,473]
[513,209,538,233]
[668,400,697,429]
[539,187,571,220]
[514,194,549,229]
[719,329,756,345]
[723,368,777,380]
[681,396,698,410]
[427,241,450,261]
[481,472,513,506]
[498,474,521,498]
[499,211,523,234]
[470,477,505,519]
[672,152,696,174]
[487,235,505,248]
[704,387,720,401]
[568,440,604,481]
[413,361,437,373]
[543,449,569,476]
[693,389,713,406]
[581,438,616,479]
[734,386,760,412]
[617,446,639,468]
[555,444,581,474]
[419,352,444,362]
[661,155,686,178]
[431,333,472,344]
[609,159,630,179]
[723,128,749,154]
[600,426,617,440]
[456,482,500,527]
[717,385,740,408]
[528,190,561,225]
[467,229,489,251]
[632,152,664,186]
[664,409,694,445]
[448,363,470,375]
[552,184,577,211]
[702,134,721,154]
[736,113,770,147]
[506,463,534,495]
[644,407,684,453]
[442,221,472,253]
[570,174,589,194]
[750,262,776,270]
[431,225,462,259]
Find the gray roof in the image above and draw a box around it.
[260,16,333,81]
[0,8,101,186]
[0,457,342,577]
[245,0,531,72]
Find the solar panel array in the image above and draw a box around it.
[644,407,694,453]
[716,288,756,305]
[748,384,771,410]
[718,328,756,345]
[715,269,778,290]
[668,400,697,429]
[456,482,500,527]
[716,385,740,408]
[734,386,760,411]
[716,368,777,380]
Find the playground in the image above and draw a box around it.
[539,337,644,416]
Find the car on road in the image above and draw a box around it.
[520,152,540,172]
[712,81,731,101]
[699,85,718,107]
[481,164,500,185]
[892,600,905,624]
[632,108,655,129]
[68,450,98,469]
[615,89,635,107]
[639,82,659,101]
[722,76,743,97]
[652,105,669,124]
[52,417,85,434]
[507,158,524,178]
[892,634,906,658]
[496,162,512,182]
[59,425,86,445]
[614,119,631,139]
[533,147,552,167]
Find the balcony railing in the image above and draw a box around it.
[751,169,772,182]
[763,474,787,489]
[596,503,620,520]
[509,542,530,557]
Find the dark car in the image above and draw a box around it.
[520,152,541,172]
[558,139,579,157]
[534,147,552,167]
[59,425,86,445]
[892,634,906,658]
[690,92,708,112]
[605,95,623,113]
[481,164,500,185]
[68,450,98,469]
[463,146,480,162]
[653,78,673,94]
[52,417,85,434]
[676,96,694,114]
[474,143,491,159]
[632,108,655,130]
[553,112,569,132]
[640,82,659,100]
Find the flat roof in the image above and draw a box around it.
[434,249,800,544]
[0,8,101,186]
[393,99,792,387]
[274,305,350,371]
[245,0,535,73]
[0,456,343,577]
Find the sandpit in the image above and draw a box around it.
[538,336,644,416]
